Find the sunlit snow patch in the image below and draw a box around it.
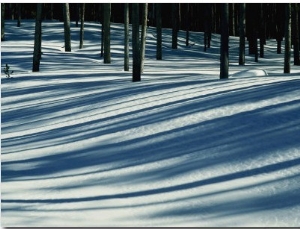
[231,69,268,78]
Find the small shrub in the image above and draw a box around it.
[3,64,13,78]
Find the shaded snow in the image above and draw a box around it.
[1,20,300,227]
[231,69,268,77]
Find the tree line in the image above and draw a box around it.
[1,3,299,80]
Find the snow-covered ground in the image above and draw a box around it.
[1,20,300,227]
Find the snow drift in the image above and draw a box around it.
[1,20,300,227]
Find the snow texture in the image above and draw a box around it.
[1,20,300,227]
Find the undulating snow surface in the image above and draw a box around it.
[1,20,300,227]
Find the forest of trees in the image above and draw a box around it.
[1,3,300,80]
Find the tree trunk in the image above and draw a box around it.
[140,3,148,73]
[50,3,53,20]
[63,3,71,52]
[76,3,79,27]
[172,3,179,49]
[1,3,5,41]
[204,4,208,51]
[103,3,111,64]
[239,3,246,65]
[124,3,129,71]
[79,3,85,49]
[259,4,265,58]
[132,3,141,82]
[254,34,258,62]
[220,3,229,79]
[17,3,21,27]
[229,3,235,36]
[156,3,162,60]
[100,4,104,57]
[247,4,257,55]
[276,4,284,54]
[186,3,190,47]
[9,3,14,20]
[204,4,212,51]
[284,3,291,73]
[293,3,300,65]
[32,3,43,72]
[208,4,212,48]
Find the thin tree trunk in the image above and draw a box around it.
[17,3,21,27]
[63,3,71,52]
[204,4,209,52]
[276,4,284,54]
[239,3,246,65]
[103,3,111,64]
[260,4,265,58]
[76,3,79,27]
[100,4,104,57]
[186,3,190,47]
[32,3,42,72]
[124,3,129,71]
[220,3,229,79]
[50,3,53,20]
[229,3,235,36]
[140,3,148,73]
[284,3,291,73]
[254,34,258,62]
[247,4,256,55]
[132,3,141,82]
[1,3,5,41]
[79,3,85,49]
[208,3,212,48]
[10,3,14,20]
[293,3,300,65]
[204,4,212,51]
[156,3,162,60]
[172,3,178,49]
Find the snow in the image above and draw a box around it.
[1,20,300,227]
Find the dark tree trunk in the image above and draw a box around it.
[172,3,179,49]
[76,3,79,27]
[103,3,111,64]
[156,3,162,60]
[293,3,300,65]
[229,3,235,36]
[276,4,284,54]
[254,33,258,62]
[140,3,148,73]
[260,4,265,58]
[32,3,43,72]
[50,3,53,20]
[239,3,246,65]
[63,3,71,52]
[186,4,190,47]
[220,3,229,79]
[79,3,85,49]
[277,39,282,54]
[9,3,14,20]
[204,4,212,51]
[284,3,291,73]
[204,4,209,51]
[208,4,212,48]
[100,4,104,57]
[132,3,141,82]
[17,3,21,27]
[124,3,129,71]
[247,4,258,55]
[1,3,5,41]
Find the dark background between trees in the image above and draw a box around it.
[2,3,298,39]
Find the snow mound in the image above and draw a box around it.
[231,69,268,77]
